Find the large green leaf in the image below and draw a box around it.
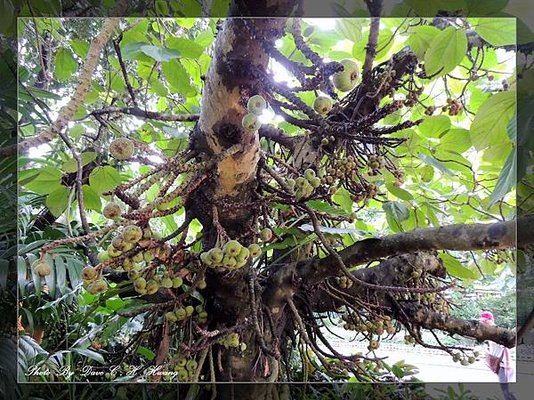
[406,25,440,59]
[162,59,196,97]
[488,150,516,207]
[418,115,451,138]
[24,166,63,195]
[61,151,97,173]
[424,27,467,77]
[88,166,122,194]
[475,18,516,46]
[470,91,515,151]
[439,253,479,280]
[81,184,102,211]
[335,19,363,43]
[54,48,78,81]
[167,37,205,59]
[45,186,70,217]
[122,42,180,62]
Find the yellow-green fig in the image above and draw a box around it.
[313,96,333,115]
[87,279,107,294]
[333,59,360,92]
[247,95,267,115]
[32,259,51,277]
[109,137,134,160]
[82,266,98,282]
[242,113,261,132]
[103,202,121,220]
[123,225,143,243]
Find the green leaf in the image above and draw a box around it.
[418,115,451,138]
[424,27,467,77]
[383,201,410,222]
[439,129,472,154]
[23,166,63,194]
[406,25,440,59]
[335,19,363,43]
[139,44,181,62]
[81,184,102,211]
[306,199,351,216]
[70,39,89,58]
[167,37,204,59]
[439,253,478,279]
[54,48,78,81]
[137,346,155,361]
[470,91,515,151]
[488,151,516,207]
[385,181,413,201]
[61,151,97,173]
[418,153,454,176]
[162,59,196,97]
[89,166,122,194]
[332,187,353,213]
[45,186,70,217]
[475,18,516,46]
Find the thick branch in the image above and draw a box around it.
[0,18,119,157]
[90,106,199,122]
[259,124,296,150]
[265,216,533,309]
[362,0,382,80]
[402,303,516,348]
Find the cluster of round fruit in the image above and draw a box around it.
[404,334,416,345]
[200,240,261,270]
[452,351,478,366]
[442,98,463,116]
[286,169,321,200]
[332,59,360,92]
[367,154,386,176]
[335,275,353,289]
[403,87,423,107]
[242,95,267,132]
[341,313,396,336]
[32,259,52,277]
[218,332,243,350]
[109,137,135,160]
[165,303,207,324]
[82,266,108,294]
[168,357,198,381]
[323,156,359,183]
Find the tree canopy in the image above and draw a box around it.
[12,0,532,396]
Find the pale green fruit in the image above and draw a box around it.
[197,279,207,290]
[236,247,250,263]
[146,280,159,295]
[223,240,241,257]
[82,266,98,282]
[333,59,360,92]
[260,228,273,241]
[87,279,107,294]
[195,305,203,314]
[109,137,134,160]
[247,95,267,115]
[111,235,126,251]
[310,177,321,188]
[176,357,187,367]
[123,225,143,243]
[222,255,237,269]
[103,202,121,219]
[304,168,315,180]
[235,258,248,269]
[242,113,261,132]
[185,359,198,372]
[132,252,144,263]
[198,311,208,319]
[107,245,122,258]
[313,96,333,115]
[286,178,295,188]
[161,277,173,288]
[175,308,187,321]
[134,277,147,291]
[185,305,194,316]
[208,248,224,264]
[248,243,262,258]
[127,268,140,280]
[97,251,110,263]
[143,251,154,262]
[172,277,183,288]
[165,311,178,322]
[176,368,188,381]
[295,176,307,188]
[200,252,213,266]
[32,260,51,277]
